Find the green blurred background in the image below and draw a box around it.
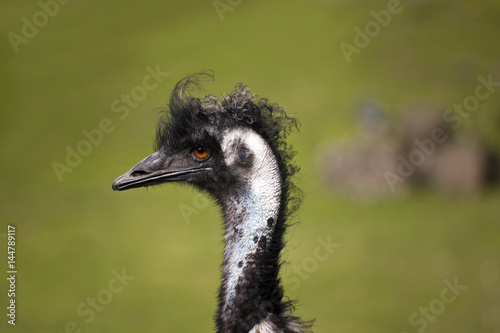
[1,1,500,332]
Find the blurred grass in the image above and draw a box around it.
[1,0,500,332]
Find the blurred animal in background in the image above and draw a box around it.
[319,101,500,197]
[113,73,312,332]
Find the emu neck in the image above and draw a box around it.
[217,129,285,332]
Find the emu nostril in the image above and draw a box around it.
[130,170,149,177]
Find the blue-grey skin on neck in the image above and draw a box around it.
[218,128,282,324]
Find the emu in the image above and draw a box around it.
[112,73,310,332]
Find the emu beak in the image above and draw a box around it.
[112,151,211,191]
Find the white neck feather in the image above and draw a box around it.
[220,128,282,306]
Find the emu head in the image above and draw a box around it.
[112,73,298,203]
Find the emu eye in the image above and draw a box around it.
[192,147,210,160]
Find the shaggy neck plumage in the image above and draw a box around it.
[215,128,291,332]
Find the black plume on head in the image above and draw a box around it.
[154,71,302,215]
[152,72,310,332]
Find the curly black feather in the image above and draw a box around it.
[152,72,312,332]
[155,72,302,218]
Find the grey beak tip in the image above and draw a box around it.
[112,175,125,191]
